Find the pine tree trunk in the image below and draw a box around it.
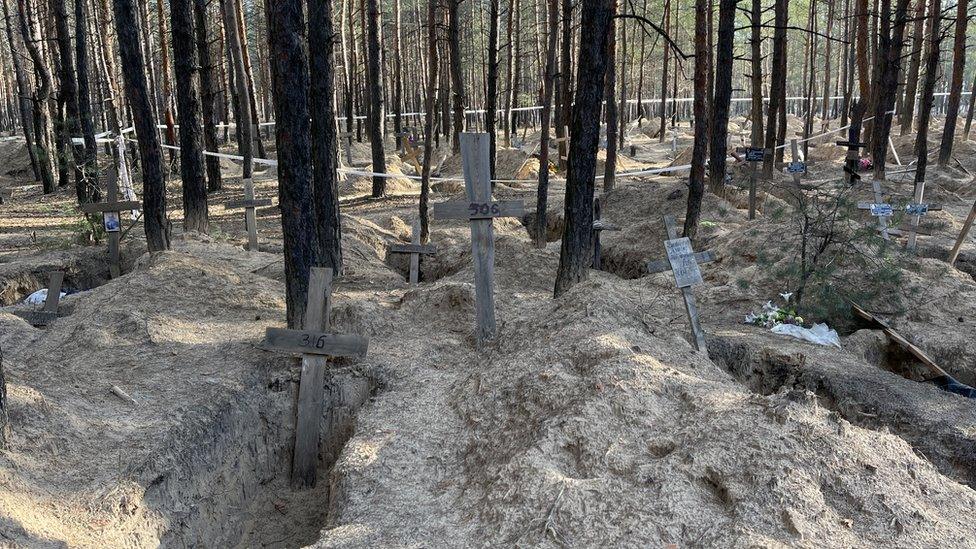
[194,0,222,192]
[447,0,465,152]
[419,0,438,242]
[391,0,403,135]
[762,0,788,176]
[171,0,208,233]
[156,0,177,158]
[76,0,99,202]
[309,0,342,272]
[221,0,252,179]
[503,0,517,147]
[553,0,613,297]
[535,0,558,248]
[267,0,315,328]
[708,0,735,193]
[1,0,40,181]
[555,0,573,167]
[232,0,266,158]
[870,0,911,179]
[749,0,762,144]
[17,0,55,193]
[485,0,499,182]
[899,0,926,134]
[914,0,940,181]
[936,0,966,165]
[52,0,85,192]
[602,0,617,192]
[113,0,169,251]
[365,0,386,196]
[684,0,709,237]
[660,0,671,142]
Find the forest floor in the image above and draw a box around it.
[2,116,976,547]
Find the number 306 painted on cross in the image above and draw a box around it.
[468,202,501,216]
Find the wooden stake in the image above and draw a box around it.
[949,199,976,266]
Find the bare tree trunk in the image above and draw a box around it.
[555,0,573,167]
[535,0,558,248]
[365,0,386,196]
[660,0,671,141]
[708,0,736,193]
[553,0,613,296]
[16,0,55,193]
[267,0,314,328]
[1,0,39,180]
[899,0,926,134]
[52,0,85,191]
[309,0,342,272]
[603,0,617,192]
[684,0,709,237]
[485,0,499,181]
[156,0,177,157]
[748,0,762,144]
[913,0,940,187]
[503,0,518,147]
[113,0,169,251]
[447,0,465,152]
[391,0,403,135]
[762,0,788,176]
[820,0,835,125]
[936,0,966,165]
[419,0,438,242]
[95,0,121,135]
[171,0,208,233]
[194,0,222,191]
[233,0,266,158]
[76,0,99,202]
[856,0,870,100]
[870,0,911,179]
[221,0,252,179]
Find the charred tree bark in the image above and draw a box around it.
[535,0,558,248]
[267,0,314,328]
[75,0,99,202]
[194,0,222,192]
[171,0,209,233]
[869,0,910,179]
[419,0,438,242]
[708,0,737,193]
[365,0,386,196]
[684,0,709,237]
[309,0,342,272]
[113,0,169,251]
[553,0,613,297]
[748,0,762,144]
[936,0,966,165]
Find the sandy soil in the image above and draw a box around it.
[2,118,976,547]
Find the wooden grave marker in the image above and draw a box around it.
[433,132,524,346]
[400,134,423,173]
[262,267,369,488]
[591,197,621,270]
[554,125,570,162]
[646,215,715,351]
[79,170,141,278]
[836,138,869,184]
[14,271,64,327]
[856,198,942,241]
[775,139,817,188]
[948,198,976,266]
[736,146,764,219]
[225,178,272,251]
[388,220,436,284]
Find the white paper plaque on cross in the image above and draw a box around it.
[433,133,524,346]
[262,267,368,488]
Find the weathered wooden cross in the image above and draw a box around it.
[388,220,436,284]
[553,125,570,162]
[337,131,370,168]
[433,133,524,346]
[736,146,764,219]
[15,271,64,327]
[949,199,976,266]
[776,139,816,188]
[591,197,621,270]
[79,170,141,278]
[225,178,272,251]
[856,198,942,242]
[836,138,869,184]
[262,267,369,488]
[646,215,715,351]
[400,134,423,174]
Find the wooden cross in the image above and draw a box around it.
[388,220,436,284]
[400,135,423,174]
[338,131,366,167]
[591,197,621,270]
[646,215,715,351]
[856,199,942,241]
[262,267,369,488]
[775,139,816,188]
[836,139,869,184]
[15,271,64,327]
[433,133,524,346]
[225,178,272,251]
[553,125,570,162]
[79,170,141,278]
[736,146,764,220]
[948,199,976,266]
[906,180,927,251]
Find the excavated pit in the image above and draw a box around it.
[707,333,976,489]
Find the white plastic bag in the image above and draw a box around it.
[24,289,64,305]
[771,322,841,348]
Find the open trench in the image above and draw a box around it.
[139,363,376,548]
[707,333,976,489]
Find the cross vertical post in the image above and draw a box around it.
[907,180,926,251]
[871,179,891,240]
[388,220,436,284]
[949,199,976,266]
[225,178,273,251]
